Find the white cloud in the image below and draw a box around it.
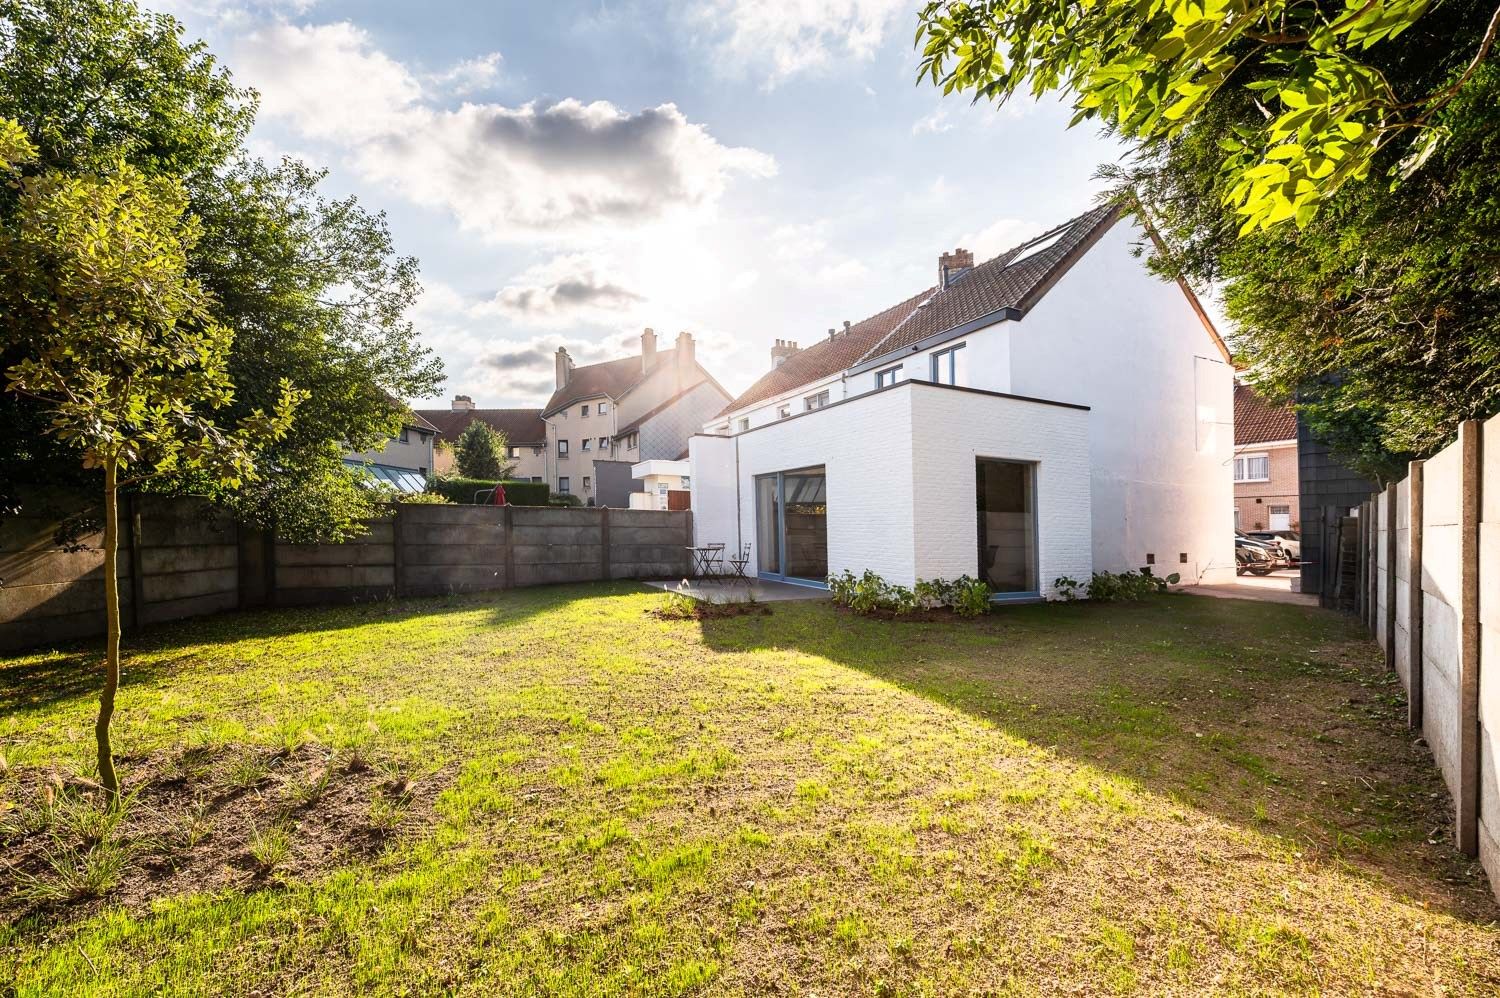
[233,22,776,239]
[911,107,953,135]
[474,254,644,326]
[955,217,1045,262]
[698,0,908,86]
[428,52,503,95]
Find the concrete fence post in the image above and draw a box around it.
[502,503,515,588]
[1385,482,1397,669]
[1457,419,1482,856]
[600,506,611,582]
[1407,459,1425,730]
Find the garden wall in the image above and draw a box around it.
[1355,414,1498,901]
[0,495,692,652]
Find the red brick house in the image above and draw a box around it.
[1233,382,1298,531]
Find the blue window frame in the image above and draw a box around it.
[875,364,904,388]
[930,343,965,385]
[754,467,828,586]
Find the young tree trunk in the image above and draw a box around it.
[97,458,121,807]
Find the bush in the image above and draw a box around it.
[829,570,991,616]
[425,477,549,506]
[393,491,450,504]
[1061,568,1182,602]
[549,493,583,507]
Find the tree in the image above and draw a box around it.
[917,0,1500,478]
[0,0,442,536]
[454,421,513,481]
[0,137,302,805]
[916,0,1500,233]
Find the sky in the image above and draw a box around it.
[148,0,1134,407]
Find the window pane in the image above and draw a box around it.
[755,475,780,575]
[782,468,827,581]
[977,459,1036,593]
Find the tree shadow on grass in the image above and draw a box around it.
[0,582,638,718]
[696,593,1499,924]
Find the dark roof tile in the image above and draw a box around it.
[1234,383,1297,445]
[415,408,547,443]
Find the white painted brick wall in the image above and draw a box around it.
[691,382,1091,593]
[909,384,1091,597]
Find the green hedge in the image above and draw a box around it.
[425,477,551,506]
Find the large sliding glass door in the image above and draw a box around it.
[976,458,1037,595]
[754,467,827,584]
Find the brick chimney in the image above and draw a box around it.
[939,247,974,288]
[771,339,800,368]
[555,346,572,390]
[674,331,695,391]
[640,327,657,372]
[450,395,474,411]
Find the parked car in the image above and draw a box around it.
[1246,529,1300,562]
[1235,535,1278,576]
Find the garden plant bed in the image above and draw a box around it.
[2,582,1496,994]
[1,742,437,930]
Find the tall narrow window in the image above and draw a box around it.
[558,439,569,457]
[558,476,570,493]
[976,458,1036,594]
[930,343,966,385]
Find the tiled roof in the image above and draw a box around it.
[721,204,1121,414]
[415,407,547,444]
[405,409,439,433]
[857,204,1120,363]
[615,382,717,438]
[1234,382,1297,446]
[720,288,937,415]
[544,351,676,416]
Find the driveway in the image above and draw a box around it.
[1178,568,1316,605]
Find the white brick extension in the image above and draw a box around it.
[689,380,1092,597]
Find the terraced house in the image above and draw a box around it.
[690,204,1237,598]
[544,330,730,506]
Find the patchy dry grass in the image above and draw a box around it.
[1,583,1496,995]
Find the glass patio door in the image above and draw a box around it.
[976,458,1037,595]
[754,467,827,584]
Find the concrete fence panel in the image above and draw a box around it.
[1419,438,1466,818]
[1393,476,1413,698]
[1374,489,1390,656]
[1478,412,1500,891]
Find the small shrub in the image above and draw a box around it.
[830,570,990,616]
[1052,575,1085,601]
[1085,568,1183,602]
[951,578,992,617]
[657,585,699,619]
[393,490,450,504]
[19,840,128,903]
[548,492,583,507]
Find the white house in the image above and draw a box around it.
[689,204,1236,598]
[628,458,691,510]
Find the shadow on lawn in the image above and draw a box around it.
[0,582,635,718]
[697,593,1499,923]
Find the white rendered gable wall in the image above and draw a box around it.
[1004,219,1236,583]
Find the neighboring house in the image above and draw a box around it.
[690,204,1236,597]
[415,397,548,482]
[1232,382,1299,532]
[343,409,439,493]
[629,458,691,510]
[543,329,730,507]
[1296,412,1377,601]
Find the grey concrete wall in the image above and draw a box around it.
[2,495,692,651]
[1479,412,1500,896]
[1420,437,1464,810]
[1366,417,1494,900]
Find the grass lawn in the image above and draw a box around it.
[2,584,1497,995]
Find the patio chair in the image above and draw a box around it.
[702,543,726,579]
[727,543,751,583]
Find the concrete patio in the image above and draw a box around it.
[642,578,828,602]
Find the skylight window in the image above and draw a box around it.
[1007,229,1067,266]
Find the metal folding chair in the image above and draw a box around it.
[727,543,751,583]
[702,543,726,579]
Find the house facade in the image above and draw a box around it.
[1232,382,1299,532]
[629,458,691,510]
[543,330,730,506]
[344,409,439,493]
[690,205,1236,597]
[416,399,548,482]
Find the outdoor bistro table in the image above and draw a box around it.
[686,545,724,579]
